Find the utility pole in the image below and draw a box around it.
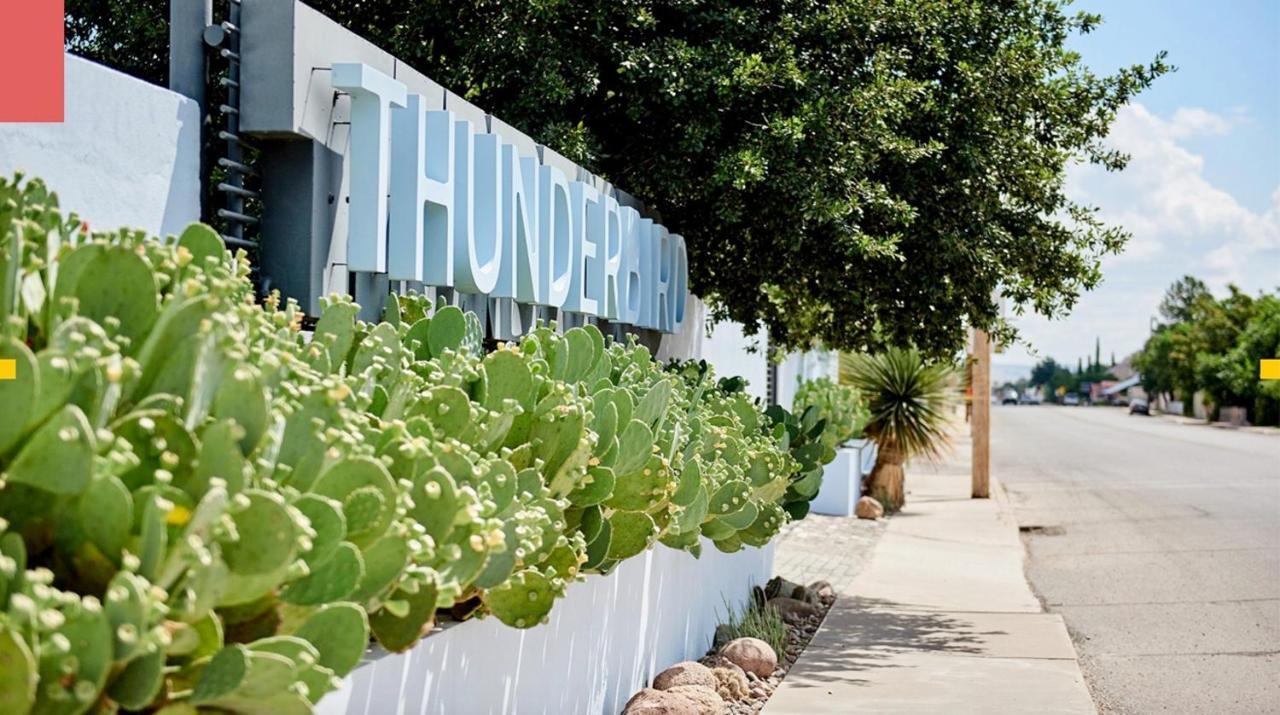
[971,328,990,498]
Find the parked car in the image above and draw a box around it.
[1129,397,1150,415]
[1001,388,1020,405]
[1062,393,1081,406]
[1018,393,1042,405]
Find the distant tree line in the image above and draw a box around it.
[1028,342,1117,405]
[1134,276,1279,425]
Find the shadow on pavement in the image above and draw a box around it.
[780,596,1004,688]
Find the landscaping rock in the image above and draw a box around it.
[653,661,717,691]
[666,685,729,715]
[809,580,836,601]
[765,576,810,602]
[767,596,821,625]
[698,656,749,701]
[719,637,778,678]
[855,495,885,520]
[622,688,701,715]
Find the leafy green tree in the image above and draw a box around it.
[1137,276,1276,421]
[1157,275,1211,326]
[1134,328,1178,404]
[1195,293,1277,423]
[1047,367,1078,403]
[66,1,169,86]
[1030,357,1060,387]
[66,1,1167,355]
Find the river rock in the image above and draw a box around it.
[666,685,729,715]
[855,495,885,520]
[653,661,717,691]
[808,580,835,601]
[699,656,749,701]
[719,637,778,678]
[768,596,821,625]
[622,688,701,715]
[765,576,809,602]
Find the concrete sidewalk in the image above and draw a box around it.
[765,444,1096,714]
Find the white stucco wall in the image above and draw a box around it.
[318,539,773,715]
[776,350,839,412]
[0,54,201,237]
[655,295,705,363]
[698,319,769,403]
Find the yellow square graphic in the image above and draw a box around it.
[1262,359,1280,381]
[0,358,17,380]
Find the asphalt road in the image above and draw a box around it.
[992,405,1280,714]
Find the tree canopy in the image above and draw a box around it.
[67,0,1167,356]
[1135,276,1279,424]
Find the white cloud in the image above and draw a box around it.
[1072,104,1279,281]
[1167,106,1234,137]
[998,102,1280,374]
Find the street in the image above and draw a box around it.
[993,406,1280,714]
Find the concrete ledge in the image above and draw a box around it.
[318,539,773,715]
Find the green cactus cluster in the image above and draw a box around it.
[793,376,870,452]
[668,363,847,521]
[0,174,833,713]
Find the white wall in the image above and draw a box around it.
[776,350,839,412]
[655,295,705,364]
[0,55,201,237]
[698,318,769,403]
[319,540,773,715]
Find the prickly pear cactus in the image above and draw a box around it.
[0,173,834,713]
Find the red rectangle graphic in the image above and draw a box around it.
[0,0,65,122]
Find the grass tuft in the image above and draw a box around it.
[719,595,788,661]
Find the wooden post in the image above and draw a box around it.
[971,329,990,498]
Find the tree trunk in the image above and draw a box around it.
[866,441,906,512]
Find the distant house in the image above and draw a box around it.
[1100,374,1145,404]
[1110,354,1141,381]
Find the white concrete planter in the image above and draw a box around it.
[809,439,877,516]
[317,540,774,715]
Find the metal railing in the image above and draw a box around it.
[203,0,259,250]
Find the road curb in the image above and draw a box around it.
[989,473,1099,714]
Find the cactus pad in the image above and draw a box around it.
[427,305,466,357]
[107,648,165,709]
[482,569,556,628]
[0,626,36,715]
[223,491,298,575]
[279,542,363,606]
[369,579,439,652]
[292,603,369,677]
[0,337,37,455]
[311,457,398,548]
[605,510,657,560]
[66,246,159,350]
[6,404,94,495]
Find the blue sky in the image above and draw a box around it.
[995,0,1280,376]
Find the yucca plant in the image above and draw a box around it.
[838,348,956,512]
